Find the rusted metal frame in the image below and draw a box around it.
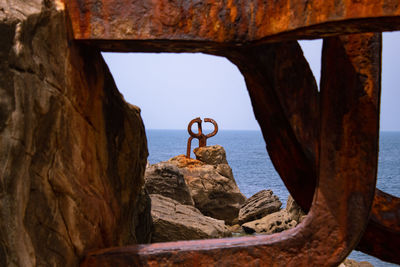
[227,33,400,264]
[186,117,218,158]
[65,1,400,263]
[65,0,400,44]
[80,37,380,266]
[283,32,400,264]
[76,30,399,267]
[319,33,400,263]
[357,189,400,263]
[224,42,318,211]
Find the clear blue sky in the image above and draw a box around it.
[102,32,399,131]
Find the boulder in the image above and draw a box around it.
[145,163,194,206]
[150,194,231,242]
[194,145,228,165]
[339,259,374,267]
[168,152,246,225]
[0,1,149,266]
[238,190,282,224]
[285,195,306,223]
[242,210,297,234]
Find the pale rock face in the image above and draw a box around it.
[240,194,306,234]
[241,210,297,234]
[238,190,282,225]
[339,259,374,267]
[0,1,149,266]
[150,194,231,242]
[285,194,306,223]
[193,145,228,165]
[168,153,246,225]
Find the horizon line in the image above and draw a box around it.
[145,128,400,132]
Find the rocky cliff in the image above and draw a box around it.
[0,1,149,266]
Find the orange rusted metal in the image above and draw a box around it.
[63,0,400,266]
[186,117,218,159]
[226,32,400,264]
[65,0,400,46]
[81,35,380,264]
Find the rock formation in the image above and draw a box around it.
[240,194,305,235]
[143,145,245,241]
[241,210,298,234]
[133,188,153,244]
[0,1,149,266]
[285,195,306,223]
[193,145,228,165]
[145,163,194,206]
[150,194,231,242]
[167,147,246,225]
[238,190,282,224]
[339,259,374,267]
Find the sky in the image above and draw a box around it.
[102,32,399,131]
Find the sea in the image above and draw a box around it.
[146,130,400,267]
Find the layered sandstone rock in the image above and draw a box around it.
[150,194,231,242]
[0,1,148,266]
[193,145,228,165]
[339,259,374,267]
[168,150,246,225]
[241,210,297,234]
[238,190,282,224]
[285,195,306,223]
[145,163,194,206]
[240,194,304,234]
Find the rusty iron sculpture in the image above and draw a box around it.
[186,117,218,159]
[63,0,400,266]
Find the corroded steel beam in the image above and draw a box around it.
[65,0,400,49]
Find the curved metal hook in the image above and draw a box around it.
[187,117,202,138]
[204,118,218,138]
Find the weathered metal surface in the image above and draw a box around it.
[66,0,400,48]
[227,32,400,264]
[358,190,400,263]
[224,41,319,212]
[186,117,218,158]
[62,0,400,265]
[80,33,380,266]
[229,32,400,264]
[319,33,400,264]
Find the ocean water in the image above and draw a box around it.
[146,130,400,267]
